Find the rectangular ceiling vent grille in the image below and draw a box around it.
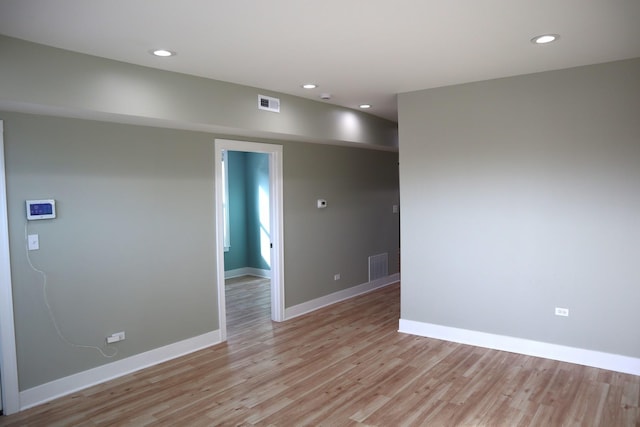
[258,94,280,113]
[368,253,388,282]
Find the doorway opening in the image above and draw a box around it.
[214,139,284,342]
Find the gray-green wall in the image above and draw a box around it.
[0,36,400,391]
[398,58,640,358]
[0,36,397,150]
[284,143,399,306]
[2,111,399,390]
[3,113,218,389]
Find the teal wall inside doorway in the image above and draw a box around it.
[224,151,271,272]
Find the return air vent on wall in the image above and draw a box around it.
[258,94,280,113]
[368,253,388,282]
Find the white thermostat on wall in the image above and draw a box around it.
[26,199,56,220]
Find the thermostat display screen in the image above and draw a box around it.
[30,203,53,216]
[26,199,56,220]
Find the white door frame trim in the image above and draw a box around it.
[0,120,21,414]
[214,139,285,342]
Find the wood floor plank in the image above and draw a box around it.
[1,277,639,426]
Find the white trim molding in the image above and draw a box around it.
[0,119,21,415]
[399,319,640,376]
[20,330,221,411]
[214,139,285,343]
[224,268,271,279]
[285,273,400,320]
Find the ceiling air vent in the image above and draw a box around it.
[258,94,280,113]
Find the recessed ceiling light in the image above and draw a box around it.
[531,34,559,44]
[151,49,175,57]
[302,84,318,89]
[359,104,372,109]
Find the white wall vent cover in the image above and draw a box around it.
[258,94,280,113]
[368,253,389,282]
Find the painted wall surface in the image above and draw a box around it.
[224,151,248,271]
[398,58,640,358]
[223,151,270,272]
[283,143,400,306]
[0,33,400,393]
[0,36,397,150]
[2,112,218,390]
[245,152,271,271]
[2,111,399,390]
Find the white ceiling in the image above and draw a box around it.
[1,0,639,122]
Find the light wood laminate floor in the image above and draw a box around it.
[1,278,639,426]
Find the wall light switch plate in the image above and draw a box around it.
[28,234,39,251]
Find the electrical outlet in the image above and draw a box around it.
[555,307,569,317]
[106,331,126,344]
[334,273,341,281]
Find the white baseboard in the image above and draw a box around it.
[20,330,221,411]
[224,267,271,279]
[285,273,400,320]
[398,319,640,376]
